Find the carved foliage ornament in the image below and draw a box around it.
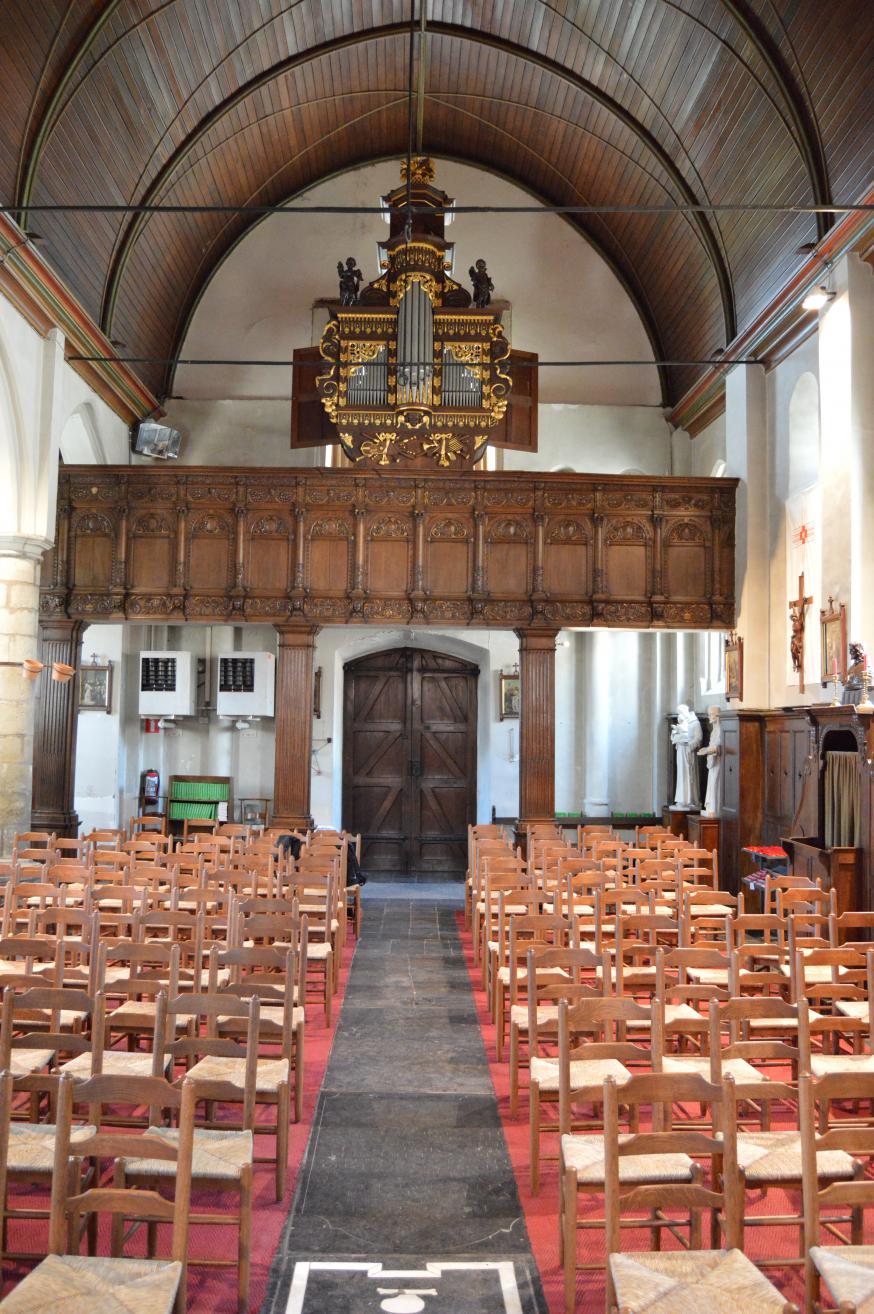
[131,512,172,535]
[547,519,589,544]
[606,520,648,545]
[75,512,113,535]
[310,517,352,539]
[667,519,707,544]
[429,517,469,541]
[488,518,530,543]
[251,514,289,536]
[369,516,410,540]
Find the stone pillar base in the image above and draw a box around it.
[270,812,313,834]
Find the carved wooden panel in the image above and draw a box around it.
[44,468,738,630]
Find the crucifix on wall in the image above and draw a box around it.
[789,571,813,693]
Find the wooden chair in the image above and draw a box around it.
[560,1066,720,1313]
[210,941,306,1123]
[0,1070,196,1314]
[0,984,103,1122]
[800,1069,874,1314]
[185,962,296,1201]
[530,994,658,1194]
[121,994,259,1313]
[723,1051,852,1266]
[509,945,609,1116]
[600,1071,797,1314]
[182,817,218,841]
[130,813,167,837]
[493,910,568,1055]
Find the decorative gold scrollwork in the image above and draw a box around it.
[423,433,466,467]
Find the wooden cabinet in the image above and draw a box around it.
[762,713,811,845]
[782,836,860,919]
[718,711,764,896]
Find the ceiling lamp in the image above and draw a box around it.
[298,158,537,469]
[802,282,835,312]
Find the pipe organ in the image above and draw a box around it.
[291,158,537,469]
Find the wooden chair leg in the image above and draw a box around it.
[495,981,505,1060]
[294,1022,305,1122]
[562,1167,577,1314]
[110,1162,125,1257]
[276,1087,289,1201]
[530,1085,540,1194]
[238,1168,252,1314]
[509,1024,519,1116]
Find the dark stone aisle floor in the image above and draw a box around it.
[260,883,548,1314]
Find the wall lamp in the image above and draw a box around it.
[802,263,836,312]
[0,659,76,682]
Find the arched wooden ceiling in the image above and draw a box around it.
[1,1,871,406]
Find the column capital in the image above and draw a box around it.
[0,535,52,562]
[274,623,320,645]
[514,626,559,649]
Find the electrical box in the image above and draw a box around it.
[216,652,276,718]
[138,650,196,717]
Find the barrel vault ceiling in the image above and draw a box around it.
[0,1,872,408]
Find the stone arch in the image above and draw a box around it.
[59,402,107,465]
[326,628,503,827]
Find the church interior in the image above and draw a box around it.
[0,4,873,1312]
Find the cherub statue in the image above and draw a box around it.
[337,256,363,305]
[469,258,493,308]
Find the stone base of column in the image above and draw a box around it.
[583,797,611,817]
[30,807,81,838]
[270,811,313,834]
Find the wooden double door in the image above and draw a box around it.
[342,648,478,877]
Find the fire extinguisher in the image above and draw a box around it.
[142,769,160,802]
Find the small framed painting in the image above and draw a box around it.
[820,598,847,684]
[499,669,520,720]
[78,663,112,713]
[724,633,743,701]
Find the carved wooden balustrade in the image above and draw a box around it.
[41,468,738,629]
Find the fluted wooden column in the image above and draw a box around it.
[31,618,84,836]
[515,627,558,824]
[272,624,320,830]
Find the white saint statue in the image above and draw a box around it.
[698,705,723,817]
[671,703,703,809]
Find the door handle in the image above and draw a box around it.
[410,760,422,778]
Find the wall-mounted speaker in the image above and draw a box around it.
[131,420,182,460]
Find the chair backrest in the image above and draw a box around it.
[48,1070,195,1271]
[556,995,661,1124]
[209,944,303,1046]
[800,1067,874,1305]
[1,984,103,1078]
[602,1068,736,1311]
[130,814,167,837]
